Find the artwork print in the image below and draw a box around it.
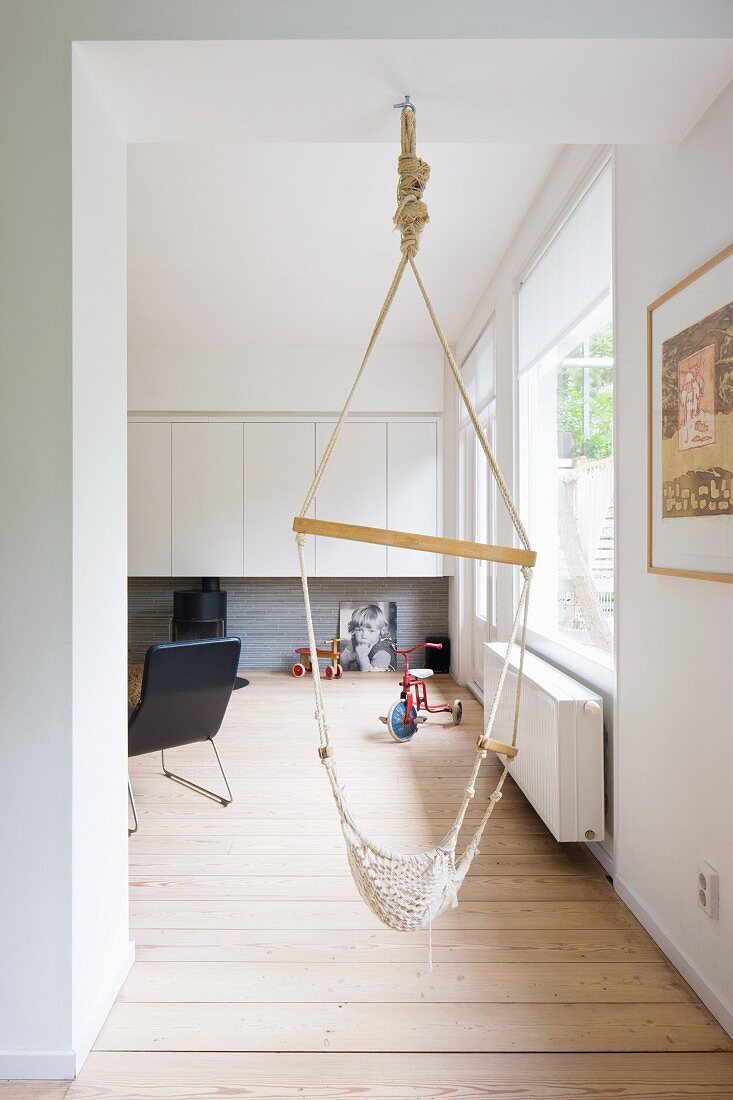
[338,601,397,672]
[661,301,733,519]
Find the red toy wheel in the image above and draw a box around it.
[292,663,306,677]
[334,664,343,679]
[324,665,334,680]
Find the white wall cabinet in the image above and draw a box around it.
[387,421,439,576]
[171,423,244,575]
[127,422,172,576]
[244,422,315,576]
[128,417,440,577]
[315,422,387,576]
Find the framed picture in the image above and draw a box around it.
[647,243,733,582]
[338,600,397,672]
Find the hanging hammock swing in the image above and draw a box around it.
[293,100,537,935]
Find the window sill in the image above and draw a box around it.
[525,628,615,697]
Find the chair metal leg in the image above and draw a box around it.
[161,738,233,806]
[128,778,139,835]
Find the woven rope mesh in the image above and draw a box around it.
[341,820,465,932]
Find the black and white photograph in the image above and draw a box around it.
[338,600,397,671]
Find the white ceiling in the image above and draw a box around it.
[83,39,733,144]
[106,38,732,348]
[128,142,559,345]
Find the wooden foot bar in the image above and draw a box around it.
[478,737,519,759]
[293,517,536,568]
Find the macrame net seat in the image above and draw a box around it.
[295,106,535,935]
[343,823,466,933]
[338,795,500,933]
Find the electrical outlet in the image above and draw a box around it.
[698,861,719,919]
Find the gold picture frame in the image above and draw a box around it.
[647,242,733,582]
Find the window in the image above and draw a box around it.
[458,320,497,687]
[518,161,614,665]
[474,409,489,621]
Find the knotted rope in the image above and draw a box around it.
[393,108,430,258]
[294,104,535,935]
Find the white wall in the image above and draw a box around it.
[0,12,75,1079]
[614,80,733,1032]
[71,51,134,1065]
[128,343,444,414]
[0,17,133,1082]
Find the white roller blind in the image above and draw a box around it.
[518,162,612,375]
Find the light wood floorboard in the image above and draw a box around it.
[64,1051,733,1098]
[17,671,731,1098]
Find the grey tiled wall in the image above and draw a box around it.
[128,577,449,670]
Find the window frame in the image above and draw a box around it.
[513,152,615,682]
[457,315,497,693]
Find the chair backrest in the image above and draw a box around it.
[128,637,241,758]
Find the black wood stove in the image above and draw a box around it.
[171,578,248,688]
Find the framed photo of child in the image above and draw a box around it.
[338,601,397,672]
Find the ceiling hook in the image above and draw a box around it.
[393,94,416,115]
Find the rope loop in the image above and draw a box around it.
[521,565,534,581]
[393,108,430,258]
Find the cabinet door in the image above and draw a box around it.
[244,422,315,576]
[315,422,387,576]
[128,422,172,576]
[387,422,438,576]
[172,423,244,576]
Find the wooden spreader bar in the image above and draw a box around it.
[293,516,537,568]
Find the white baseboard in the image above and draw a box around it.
[586,840,615,877]
[466,678,483,705]
[615,874,733,1039]
[73,939,135,1075]
[0,939,136,1081]
[0,1050,77,1080]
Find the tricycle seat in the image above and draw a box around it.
[410,668,434,680]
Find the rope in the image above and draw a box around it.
[293,105,536,934]
[408,259,531,550]
[298,255,408,519]
[394,108,430,259]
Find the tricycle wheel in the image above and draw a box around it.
[334,664,343,679]
[387,699,418,743]
[292,663,306,677]
[451,699,463,726]
[324,664,334,680]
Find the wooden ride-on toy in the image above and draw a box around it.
[292,637,344,680]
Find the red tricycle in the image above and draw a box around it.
[379,642,462,742]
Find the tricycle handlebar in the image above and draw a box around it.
[390,641,443,655]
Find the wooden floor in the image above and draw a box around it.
[9,671,733,1098]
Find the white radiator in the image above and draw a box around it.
[483,643,604,843]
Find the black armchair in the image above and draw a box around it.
[127,637,241,834]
